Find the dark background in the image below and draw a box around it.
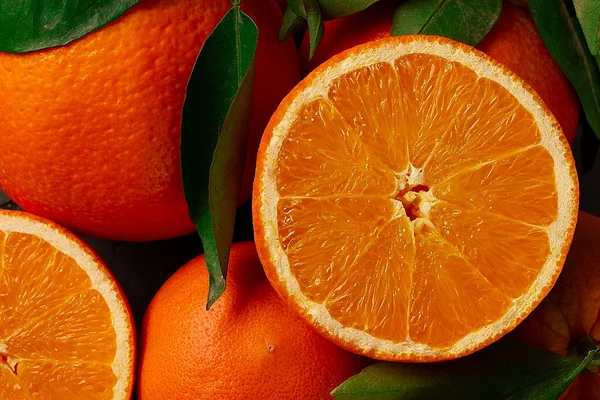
[1,129,599,328]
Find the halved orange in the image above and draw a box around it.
[0,210,135,398]
[253,35,579,361]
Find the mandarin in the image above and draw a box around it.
[254,35,578,361]
[0,0,300,241]
[137,241,367,399]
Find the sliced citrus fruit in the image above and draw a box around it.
[253,35,579,361]
[0,210,135,398]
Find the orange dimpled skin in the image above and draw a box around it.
[138,242,368,400]
[0,0,300,242]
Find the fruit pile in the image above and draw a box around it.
[0,0,598,399]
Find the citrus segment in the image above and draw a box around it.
[325,217,414,342]
[0,211,134,399]
[432,146,557,226]
[278,197,395,302]
[254,35,578,361]
[0,233,92,339]
[6,290,116,363]
[429,203,550,298]
[276,99,397,197]
[410,231,511,348]
[393,54,481,169]
[423,78,541,184]
[20,361,116,399]
[329,62,409,171]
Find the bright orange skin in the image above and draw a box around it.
[138,242,368,399]
[0,0,300,242]
[514,211,600,399]
[301,1,580,144]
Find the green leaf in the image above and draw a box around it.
[391,0,502,46]
[282,0,380,53]
[288,0,324,59]
[181,5,258,310]
[529,0,600,139]
[316,0,381,19]
[279,6,307,41]
[331,339,599,400]
[0,0,141,53]
[574,0,600,57]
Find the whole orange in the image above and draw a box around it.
[0,0,300,242]
[138,241,368,399]
[514,212,600,399]
[301,0,580,143]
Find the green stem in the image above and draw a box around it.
[586,357,600,372]
[571,336,600,372]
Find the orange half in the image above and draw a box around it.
[253,35,579,361]
[0,210,135,398]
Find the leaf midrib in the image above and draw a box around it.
[420,0,449,33]
[233,3,243,87]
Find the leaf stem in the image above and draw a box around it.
[586,353,600,372]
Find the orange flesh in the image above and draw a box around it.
[275,54,558,348]
[0,231,117,398]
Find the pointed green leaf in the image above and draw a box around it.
[0,0,141,53]
[288,0,324,59]
[316,0,381,19]
[279,6,307,41]
[391,0,502,46]
[574,0,600,56]
[529,0,600,139]
[331,339,599,400]
[181,6,258,309]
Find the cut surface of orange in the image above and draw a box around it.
[0,210,135,398]
[253,35,579,361]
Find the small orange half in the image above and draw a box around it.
[0,210,135,398]
[253,35,579,361]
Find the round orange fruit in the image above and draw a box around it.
[515,211,600,399]
[0,0,300,242]
[254,35,578,361]
[301,0,580,143]
[138,241,367,399]
[0,210,135,399]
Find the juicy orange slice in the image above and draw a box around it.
[253,35,579,361]
[0,210,135,398]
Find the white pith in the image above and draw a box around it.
[0,212,133,399]
[256,37,578,359]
